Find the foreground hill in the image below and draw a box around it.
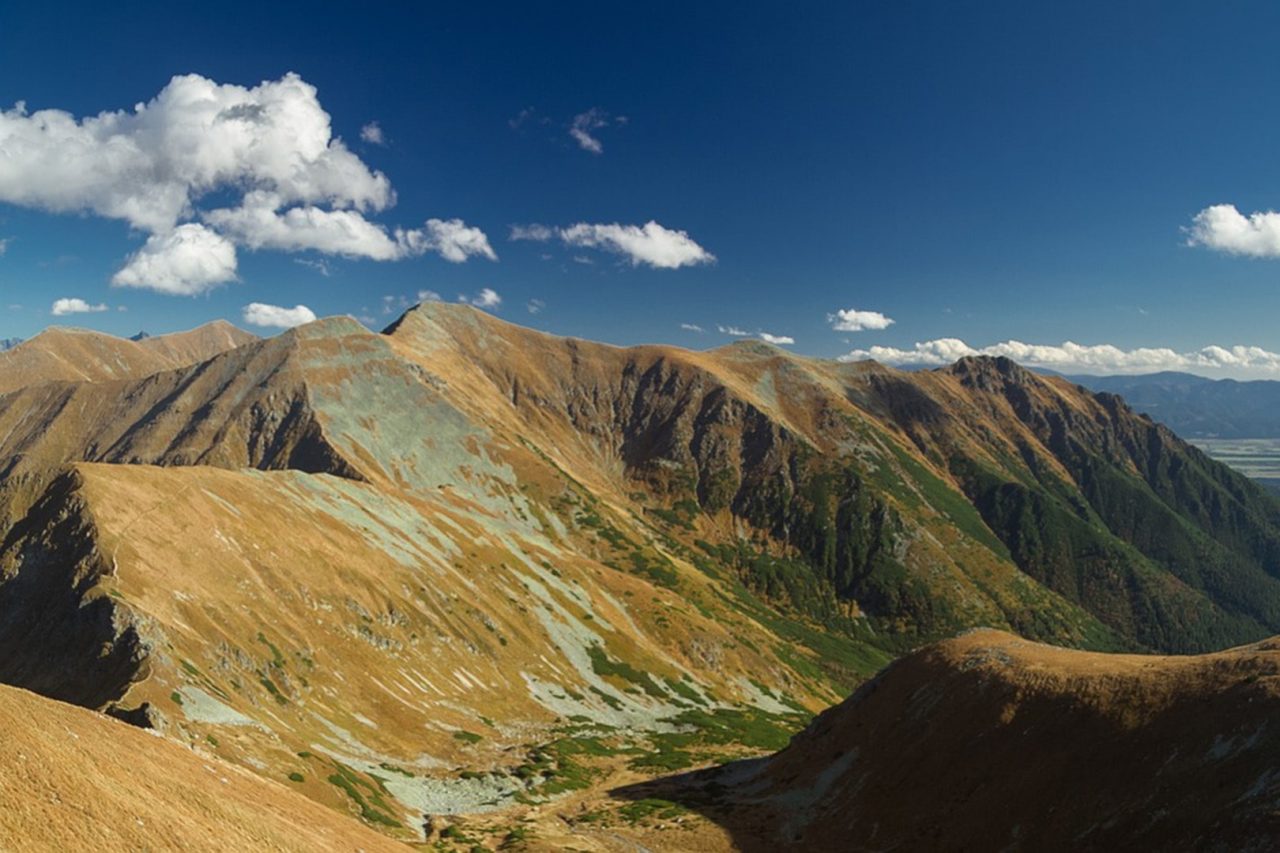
[0,319,256,393]
[625,628,1280,851]
[4,302,1280,842]
[0,681,405,851]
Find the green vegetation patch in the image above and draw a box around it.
[586,644,667,699]
[326,762,402,828]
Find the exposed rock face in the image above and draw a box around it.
[660,628,1280,852]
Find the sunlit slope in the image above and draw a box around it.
[0,462,855,832]
[0,680,406,852]
[0,319,255,393]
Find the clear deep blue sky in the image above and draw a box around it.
[2,1,1280,373]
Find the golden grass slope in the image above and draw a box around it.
[0,320,255,393]
[0,681,405,852]
[0,460,834,836]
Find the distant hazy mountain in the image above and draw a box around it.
[0,338,21,351]
[1068,371,1280,439]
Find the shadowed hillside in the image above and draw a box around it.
[618,628,1280,851]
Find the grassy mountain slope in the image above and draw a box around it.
[629,628,1280,851]
[0,320,256,393]
[0,680,406,851]
[4,303,1280,842]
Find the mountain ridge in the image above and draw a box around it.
[4,302,1280,842]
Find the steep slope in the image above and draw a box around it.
[388,303,1280,654]
[0,680,406,851]
[0,319,256,393]
[635,628,1280,852]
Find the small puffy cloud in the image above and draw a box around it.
[759,332,795,345]
[0,237,8,255]
[838,337,1280,376]
[51,297,108,316]
[360,121,384,145]
[242,302,316,328]
[459,288,501,309]
[417,289,442,302]
[526,298,545,314]
[1186,204,1280,257]
[400,218,498,263]
[112,224,238,295]
[829,308,895,332]
[680,323,704,332]
[513,220,713,269]
[569,108,610,154]
[560,221,714,269]
[0,73,490,294]
[718,325,749,337]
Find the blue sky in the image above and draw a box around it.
[3,2,1280,376]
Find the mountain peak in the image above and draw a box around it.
[943,354,1035,388]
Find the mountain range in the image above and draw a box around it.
[1068,371,1280,439]
[2,304,1280,848]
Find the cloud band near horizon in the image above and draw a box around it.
[841,337,1280,375]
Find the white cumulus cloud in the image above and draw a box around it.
[759,332,795,345]
[51,297,108,316]
[513,220,713,269]
[242,302,316,328]
[680,323,704,332]
[112,224,238,295]
[398,218,498,263]
[1186,203,1280,257]
[838,337,1280,376]
[829,308,895,332]
[0,73,492,294]
[718,325,749,337]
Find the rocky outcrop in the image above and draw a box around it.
[0,470,147,710]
